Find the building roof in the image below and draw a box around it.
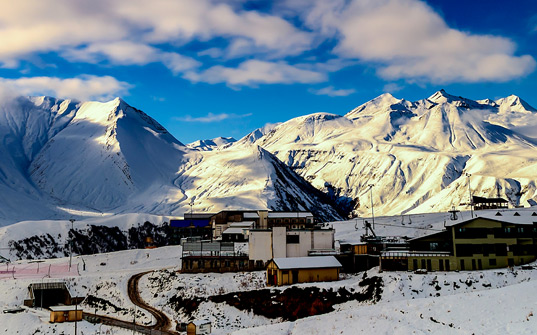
[268,212,313,218]
[243,212,260,219]
[184,213,216,219]
[272,256,342,269]
[444,212,537,228]
[50,305,80,312]
[229,221,254,228]
[189,319,211,326]
[222,227,247,235]
[170,219,210,228]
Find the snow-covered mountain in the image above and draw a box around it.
[186,136,236,151]
[2,90,536,225]
[0,96,341,226]
[240,90,537,216]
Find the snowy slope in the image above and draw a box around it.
[0,96,341,226]
[242,90,537,216]
[186,136,237,151]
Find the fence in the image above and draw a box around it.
[0,261,79,280]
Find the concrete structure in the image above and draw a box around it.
[249,226,335,265]
[266,212,315,229]
[25,282,71,309]
[222,221,253,242]
[381,215,537,272]
[49,305,82,323]
[187,319,211,335]
[266,256,342,286]
[210,210,315,239]
[181,240,263,273]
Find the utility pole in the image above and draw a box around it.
[466,173,473,218]
[69,219,75,271]
[368,184,375,230]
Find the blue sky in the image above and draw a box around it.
[0,0,536,143]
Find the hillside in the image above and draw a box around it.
[0,96,342,226]
[241,90,537,216]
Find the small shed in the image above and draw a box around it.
[266,256,342,286]
[49,305,82,323]
[187,319,211,335]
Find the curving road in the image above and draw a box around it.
[127,271,177,334]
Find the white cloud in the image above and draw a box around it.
[184,60,326,86]
[62,41,200,74]
[383,83,404,93]
[0,0,312,67]
[0,75,131,101]
[296,0,536,83]
[176,112,252,123]
[309,86,355,97]
[0,0,533,86]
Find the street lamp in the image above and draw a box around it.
[368,184,375,230]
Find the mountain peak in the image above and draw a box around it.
[427,89,457,102]
[496,94,537,114]
[346,92,403,119]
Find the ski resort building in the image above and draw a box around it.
[210,210,316,239]
[266,256,342,286]
[49,305,82,323]
[170,218,213,243]
[221,221,253,242]
[472,196,509,211]
[249,226,335,265]
[381,215,537,272]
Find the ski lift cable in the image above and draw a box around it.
[370,222,444,232]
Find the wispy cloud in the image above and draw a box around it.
[296,0,536,83]
[0,75,131,101]
[0,0,533,86]
[184,60,325,86]
[309,85,355,97]
[176,112,253,123]
[383,83,404,93]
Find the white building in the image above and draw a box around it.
[249,226,335,264]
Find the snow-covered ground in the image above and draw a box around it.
[2,208,537,334]
[0,245,182,334]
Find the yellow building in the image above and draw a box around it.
[266,256,342,286]
[187,319,211,335]
[381,216,537,272]
[49,305,83,323]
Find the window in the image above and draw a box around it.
[439,259,444,271]
[413,259,418,270]
[430,242,439,251]
[445,260,450,271]
[286,235,300,244]
[489,258,497,266]
[495,244,507,256]
[460,259,465,270]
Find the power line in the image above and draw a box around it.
[364,221,444,232]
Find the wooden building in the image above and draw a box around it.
[381,216,537,272]
[49,305,82,323]
[266,256,342,286]
[187,319,211,335]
